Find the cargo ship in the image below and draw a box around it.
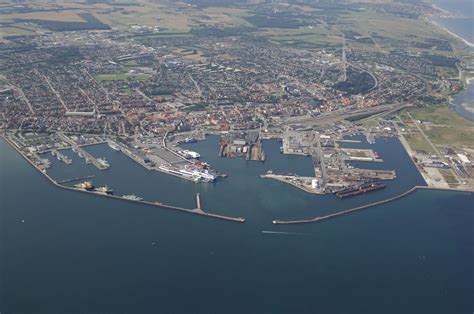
[95,186,113,195]
[74,181,94,191]
[335,182,385,198]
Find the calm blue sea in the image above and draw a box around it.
[430,0,474,120]
[431,0,473,45]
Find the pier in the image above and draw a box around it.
[196,193,202,210]
[272,185,472,225]
[3,135,244,224]
[58,134,109,170]
[57,175,95,184]
[336,139,361,144]
[51,149,72,165]
[74,144,109,170]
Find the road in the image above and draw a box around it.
[279,103,400,127]
[407,112,462,184]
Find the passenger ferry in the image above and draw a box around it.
[178,150,200,159]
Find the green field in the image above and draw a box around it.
[400,105,474,148]
[404,132,435,153]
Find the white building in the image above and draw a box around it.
[457,153,471,165]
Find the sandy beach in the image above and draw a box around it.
[427,18,474,48]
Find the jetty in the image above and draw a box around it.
[273,185,472,225]
[57,134,109,170]
[3,135,245,224]
[57,175,95,184]
[51,149,72,165]
[196,193,202,210]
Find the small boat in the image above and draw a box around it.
[122,194,143,201]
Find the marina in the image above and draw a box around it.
[2,135,245,223]
[59,136,109,170]
[51,149,72,165]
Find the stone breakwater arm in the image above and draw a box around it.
[273,186,472,225]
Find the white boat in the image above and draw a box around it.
[180,167,215,182]
[108,141,120,151]
[97,158,110,168]
[178,150,200,159]
[123,194,143,201]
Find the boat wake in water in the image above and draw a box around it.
[261,230,308,236]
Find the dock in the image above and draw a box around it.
[196,193,202,210]
[58,134,109,170]
[51,149,72,165]
[57,175,95,184]
[336,139,361,143]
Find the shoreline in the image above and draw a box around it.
[448,77,474,121]
[431,4,453,17]
[427,3,473,48]
[427,17,474,48]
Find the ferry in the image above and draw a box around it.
[178,150,200,159]
[159,165,215,182]
[108,141,121,151]
[180,167,216,182]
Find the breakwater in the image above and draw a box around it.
[273,185,472,225]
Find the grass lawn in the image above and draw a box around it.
[404,132,434,153]
[401,105,474,148]
[95,74,129,81]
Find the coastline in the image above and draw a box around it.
[448,76,474,121]
[427,17,474,48]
